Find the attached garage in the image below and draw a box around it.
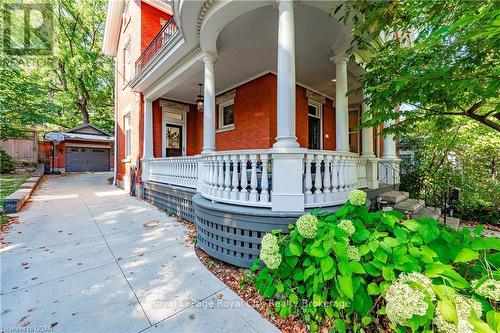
[66,147,110,172]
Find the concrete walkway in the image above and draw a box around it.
[1,173,279,333]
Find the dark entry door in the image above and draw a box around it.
[308,116,321,150]
[66,147,110,172]
[165,124,183,157]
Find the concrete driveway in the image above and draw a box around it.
[1,173,278,333]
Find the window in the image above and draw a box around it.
[308,101,322,150]
[218,100,234,130]
[124,114,131,159]
[123,39,131,85]
[348,106,361,153]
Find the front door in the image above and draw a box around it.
[165,124,183,157]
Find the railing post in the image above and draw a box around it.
[271,148,306,212]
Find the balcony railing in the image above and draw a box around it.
[135,17,178,74]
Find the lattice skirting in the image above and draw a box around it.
[142,181,196,223]
[193,194,302,268]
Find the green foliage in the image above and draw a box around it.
[251,200,500,332]
[399,117,499,225]
[0,0,114,137]
[0,150,15,174]
[335,0,500,133]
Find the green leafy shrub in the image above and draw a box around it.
[252,190,500,332]
[455,200,500,226]
[0,149,15,174]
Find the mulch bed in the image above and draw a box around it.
[460,220,500,232]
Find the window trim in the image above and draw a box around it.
[348,105,361,154]
[218,99,235,131]
[124,113,132,159]
[307,100,323,150]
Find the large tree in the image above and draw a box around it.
[0,0,114,138]
[335,0,500,134]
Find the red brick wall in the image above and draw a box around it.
[187,104,203,155]
[152,99,162,158]
[140,2,171,52]
[215,74,275,151]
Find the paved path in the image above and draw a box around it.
[1,173,279,333]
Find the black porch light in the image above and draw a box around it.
[196,83,204,112]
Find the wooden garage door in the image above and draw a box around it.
[66,147,110,172]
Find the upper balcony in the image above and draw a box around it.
[135,16,179,76]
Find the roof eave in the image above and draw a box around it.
[102,0,125,57]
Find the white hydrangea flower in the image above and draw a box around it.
[260,233,279,254]
[338,219,356,236]
[259,233,282,269]
[433,309,474,333]
[348,190,367,207]
[433,296,480,333]
[398,272,436,300]
[296,214,318,239]
[385,281,429,326]
[260,251,282,270]
[455,295,482,319]
[347,245,360,261]
[475,279,500,302]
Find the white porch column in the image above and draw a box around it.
[360,100,379,189]
[142,99,153,181]
[332,55,349,152]
[382,120,397,159]
[379,119,400,185]
[273,0,299,148]
[202,53,217,153]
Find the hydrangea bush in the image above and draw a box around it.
[252,190,500,332]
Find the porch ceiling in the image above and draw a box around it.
[163,3,362,105]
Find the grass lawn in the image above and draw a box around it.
[0,174,28,207]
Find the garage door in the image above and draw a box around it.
[66,147,110,172]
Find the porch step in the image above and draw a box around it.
[438,216,460,230]
[380,190,408,204]
[412,206,441,220]
[394,198,425,213]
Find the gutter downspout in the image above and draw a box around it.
[113,59,118,186]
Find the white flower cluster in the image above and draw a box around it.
[385,273,434,327]
[474,279,500,302]
[296,214,318,239]
[347,245,360,261]
[348,190,367,207]
[399,272,436,301]
[260,233,281,269]
[385,282,429,326]
[433,295,482,333]
[338,219,356,236]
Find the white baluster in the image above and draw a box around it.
[304,154,313,204]
[210,156,217,196]
[230,155,239,200]
[223,155,231,199]
[314,154,324,203]
[260,154,269,203]
[324,155,332,202]
[217,156,224,198]
[239,154,248,201]
[331,155,339,201]
[249,154,258,202]
[337,156,345,200]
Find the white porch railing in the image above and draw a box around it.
[303,151,359,208]
[143,149,396,211]
[200,150,272,208]
[148,156,198,188]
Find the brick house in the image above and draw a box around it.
[103,0,400,267]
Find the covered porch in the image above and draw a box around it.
[136,1,400,266]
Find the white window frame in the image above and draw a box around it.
[162,109,187,157]
[217,99,235,131]
[124,113,132,160]
[307,100,323,150]
[348,105,361,154]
